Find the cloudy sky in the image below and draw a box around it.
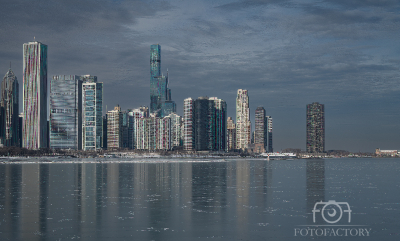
[1,0,399,152]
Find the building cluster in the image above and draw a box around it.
[1,41,279,153]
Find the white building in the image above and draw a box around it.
[236,89,251,150]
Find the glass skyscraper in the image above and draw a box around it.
[23,41,48,149]
[49,75,82,149]
[150,44,176,117]
[150,44,162,114]
[1,68,19,146]
[82,75,103,150]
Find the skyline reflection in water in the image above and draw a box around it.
[0,158,399,240]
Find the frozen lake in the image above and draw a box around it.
[0,158,399,240]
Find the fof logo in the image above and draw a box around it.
[312,200,352,224]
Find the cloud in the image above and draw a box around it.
[216,0,292,10]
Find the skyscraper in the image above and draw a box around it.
[128,106,149,149]
[150,45,176,117]
[183,98,194,151]
[107,105,122,149]
[266,116,273,152]
[209,97,227,151]
[82,75,103,150]
[254,107,273,153]
[165,113,182,148]
[236,89,251,150]
[150,44,162,114]
[255,107,266,144]
[23,41,48,149]
[194,97,213,151]
[306,102,325,153]
[49,75,82,149]
[254,106,266,153]
[1,68,19,146]
[227,117,236,151]
[184,97,227,151]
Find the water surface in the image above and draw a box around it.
[0,158,399,240]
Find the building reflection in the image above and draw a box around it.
[0,164,22,240]
[0,159,279,240]
[306,160,325,224]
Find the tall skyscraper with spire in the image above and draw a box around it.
[306,102,325,153]
[236,89,251,150]
[1,67,19,146]
[23,41,48,149]
[150,44,176,117]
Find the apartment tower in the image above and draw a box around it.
[236,89,251,150]
[306,102,325,153]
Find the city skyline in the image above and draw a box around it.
[1,0,399,152]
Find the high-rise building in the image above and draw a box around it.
[183,98,194,151]
[102,115,107,149]
[236,89,251,150]
[1,68,19,146]
[18,113,23,147]
[49,75,82,149]
[165,113,182,148]
[150,44,162,114]
[254,106,266,153]
[128,106,149,149]
[266,116,273,152]
[23,41,48,149]
[194,97,213,151]
[184,97,226,151]
[209,97,227,151]
[227,117,236,151]
[150,45,176,117]
[135,115,171,150]
[306,102,325,153]
[107,105,122,149]
[82,75,103,150]
[254,107,273,153]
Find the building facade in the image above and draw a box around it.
[227,117,236,151]
[184,97,226,151]
[183,98,194,151]
[128,107,149,149]
[306,102,325,153]
[23,41,48,149]
[236,89,251,150]
[82,75,103,150]
[49,75,82,149]
[254,106,266,152]
[209,97,227,151]
[107,105,122,149]
[266,116,273,152]
[135,116,171,150]
[165,113,182,148]
[254,107,273,153]
[1,68,19,146]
